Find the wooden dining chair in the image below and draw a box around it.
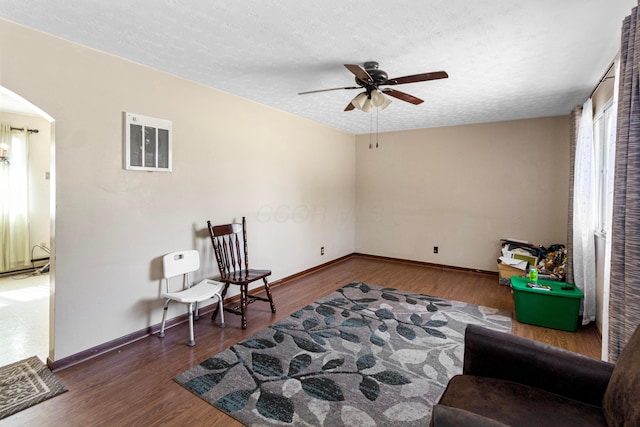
[206,217,276,329]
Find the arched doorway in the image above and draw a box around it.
[0,86,55,366]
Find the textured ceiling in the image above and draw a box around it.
[0,1,635,134]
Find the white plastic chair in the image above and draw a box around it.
[159,250,225,346]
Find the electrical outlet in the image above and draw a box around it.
[321,246,325,256]
[433,246,439,254]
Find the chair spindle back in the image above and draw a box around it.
[207,217,249,278]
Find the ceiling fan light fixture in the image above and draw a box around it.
[370,89,384,107]
[352,90,389,112]
[351,92,368,110]
[371,89,392,110]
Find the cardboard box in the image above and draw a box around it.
[497,261,526,285]
[510,276,583,332]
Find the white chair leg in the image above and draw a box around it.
[188,302,196,346]
[217,294,225,328]
[159,299,171,338]
[194,301,200,321]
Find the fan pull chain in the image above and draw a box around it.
[376,108,379,148]
[369,108,373,149]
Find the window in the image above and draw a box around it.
[593,100,616,235]
[124,112,172,172]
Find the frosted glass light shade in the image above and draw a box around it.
[371,89,392,109]
[379,94,392,110]
[351,92,368,110]
[361,98,373,112]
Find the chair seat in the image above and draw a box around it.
[222,269,271,284]
[162,279,224,304]
[437,375,607,427]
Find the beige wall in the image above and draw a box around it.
[0,19,356,360]
[0,111,51,270]
[0,17,577,362]
[355,117,570,272]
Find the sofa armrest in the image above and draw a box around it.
[429,405,510,427]
[463,324,614,406]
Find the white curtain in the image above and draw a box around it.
[572,99,597,324]
[0,123,31,272]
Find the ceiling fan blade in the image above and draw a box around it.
[344,102,355,111]
[385,71,448,86]
[298,86,359,95]
[382,88,424,105]
[344,64,373,84]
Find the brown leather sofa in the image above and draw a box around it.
[430,323,640,426]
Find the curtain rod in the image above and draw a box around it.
[10,126,39,134]
[588,61,616,100]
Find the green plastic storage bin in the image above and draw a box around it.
[510,276,583,332]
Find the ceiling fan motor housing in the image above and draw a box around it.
[356,61,388,87]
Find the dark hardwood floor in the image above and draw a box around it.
[2,255,602,426]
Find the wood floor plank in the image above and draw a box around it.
[1,255,602,426]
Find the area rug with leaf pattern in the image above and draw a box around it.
[175,282,511,426]
[0,356,67,421]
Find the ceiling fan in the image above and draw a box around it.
[298,61,448,112]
